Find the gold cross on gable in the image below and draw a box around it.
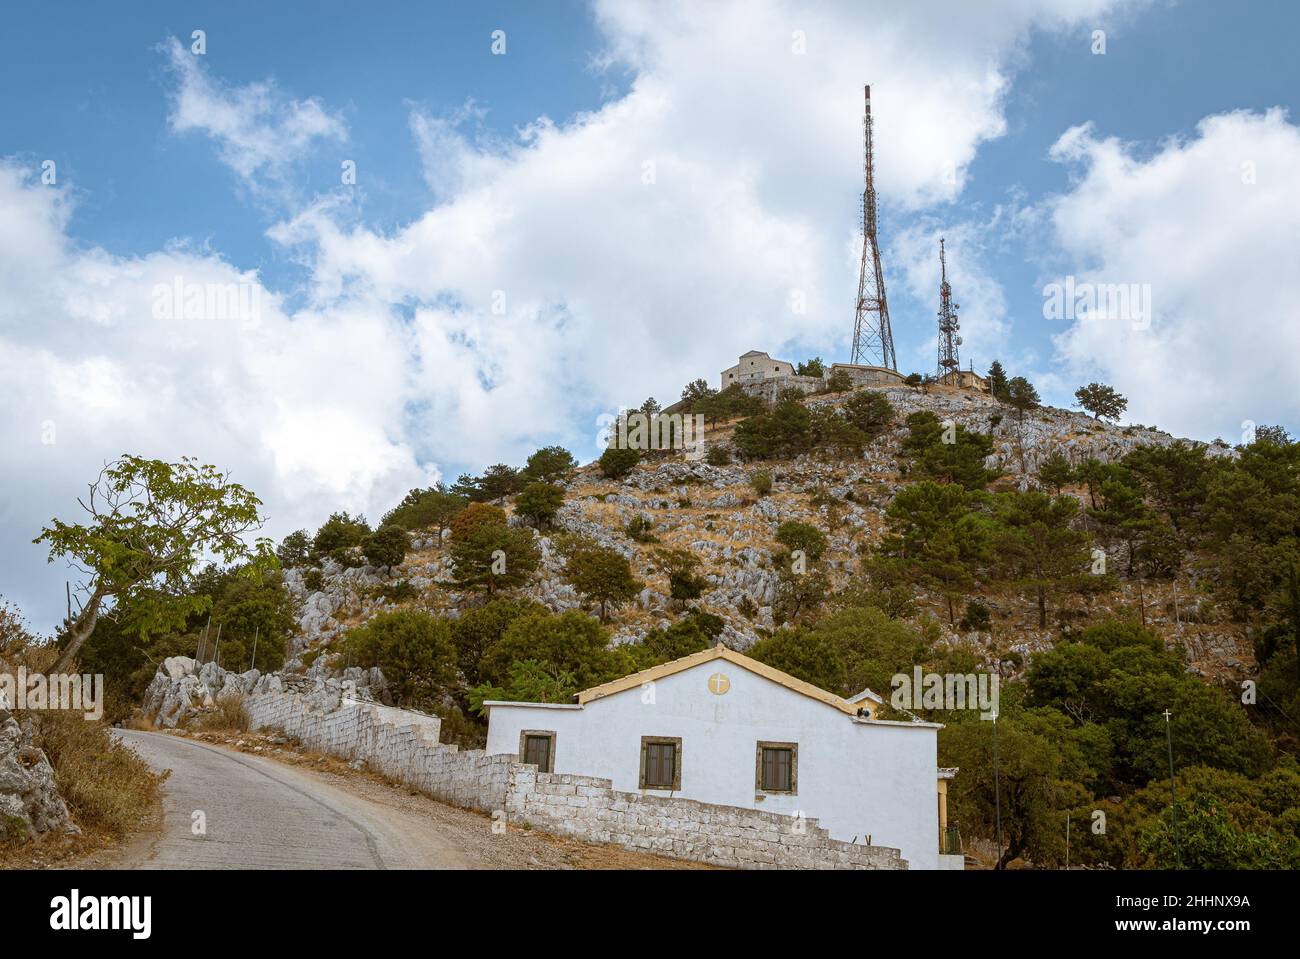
[708,672,730,695]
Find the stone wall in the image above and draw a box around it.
[243,687,905,870]
[245,690,512,814]
[506,768,905,870]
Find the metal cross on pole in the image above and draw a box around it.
[1164,708,1181,867]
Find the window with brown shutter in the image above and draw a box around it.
[639,736,682,790]
[518,730,555,773]
[755,741,798,794]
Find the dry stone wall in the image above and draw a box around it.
[244,687,904,870]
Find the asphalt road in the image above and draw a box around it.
[113,730,473,869]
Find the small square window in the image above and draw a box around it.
[639,736,682,790]
[756,742,798,794]
[519,730,555,773]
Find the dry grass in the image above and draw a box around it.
[196,693,251,733]
[25,709,163,839]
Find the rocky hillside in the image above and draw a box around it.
[276,383,1250,693]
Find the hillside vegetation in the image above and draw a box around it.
[35,369,1300,868]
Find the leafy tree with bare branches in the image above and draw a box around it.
[34,455,274,673]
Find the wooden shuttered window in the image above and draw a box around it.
[756,742,797,794]
[639,737,682,790]
[519,732,555,772]
[644,742,676,788]
[761,747,793,792]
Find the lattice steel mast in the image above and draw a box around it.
[936,237,961,380]
[850,85,896,370]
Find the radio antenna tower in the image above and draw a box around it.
[936,237,961,381]
[850,85,896,370]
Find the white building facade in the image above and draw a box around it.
[485,646,954,870]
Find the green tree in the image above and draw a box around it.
[522,446,577,485]
[35,455,275,672]
[796,357,825,377]
[748,628,846,694]
[1037,451,1074,495]
[652,548,707,607]
[480,609,624,689]
[986,360,1010,401]
[450,522,541,595]
[1006,376,1041,424]
[879,482,993,624]
[450,597,544,684]
[599,446,640,479]
[563,546,644,621]
[901,411,999,490]
[340,609,456,709]
[842,390,895,439]
[992,490,1092,628]
[679,378,717,409]
[276,530,312,568]
[775,521,829,561]
[312,511,371,555]
[515,482,565,529]
[361,525,409,571]
[941,709,1094,869]
[1075,382,1128,421]
[381,486,467,545]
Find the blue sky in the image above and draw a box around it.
[3,0,1299,632]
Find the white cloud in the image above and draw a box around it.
[161,37,347,198]
[0,164,435,628]
[4,2,1141,631]
[1047,109,1300,439]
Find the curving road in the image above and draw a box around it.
[112,730,473,869]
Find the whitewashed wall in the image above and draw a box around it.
[485,660,941,869]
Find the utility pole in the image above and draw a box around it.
[1065,813,1071,871]
[992,711,1003,870]
[249,627,259,673]
[1164,708,1181,867]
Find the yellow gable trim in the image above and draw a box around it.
[576,645,863,717]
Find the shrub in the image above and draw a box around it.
[843,390,895,438]
[704,446,730,466]
[378,580,418,603]
[522,446,577,484]
[450,522,541,595]
[340,609,456,709]
[750,470,773,496]
[362,525,409,571]
[276,530,312,567]
[450,502,507,542]
[824,369,853,393]
[312,511,371,555]
[959,600,992,632]
[303,569,324,592]
[775,520,829,561]
[515,482,565,529]
[563,546,644,621]
[199,693,251,732]
[625,515,658,543]
[26,710,161,839]
[599,446,640,479]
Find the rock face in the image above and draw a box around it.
[0,703,74,840]
[140,656,388,728]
